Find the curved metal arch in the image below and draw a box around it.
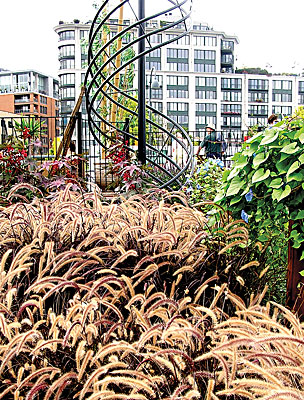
[84,0,194,189]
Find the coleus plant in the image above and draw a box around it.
[107,135,152,192]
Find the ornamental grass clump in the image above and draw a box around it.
[0,186,302,399]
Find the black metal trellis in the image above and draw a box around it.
[84,0,194,189]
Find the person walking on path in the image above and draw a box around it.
[196,123,227,160]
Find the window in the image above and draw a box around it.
[299,81,304,93]
[221,78,242,89]
[248,79,269,90]
[167,49,189,72]
[40,96,47,104]
[196,90,216,99]
[145,75,163,100]
[167,102,188,112]
[0,74,11,92]
[146,47,161,71]
[195,115,216,128]
[61,87,75,99]
[167,102,189,127]
[221,104,242,114]
[221,54,233,64]
[299,94,304,104]
[61,100,75,114]
[194,50,216,72]
[40,106,47,114]
[196,103,217,113]
[38,75,47,94]
[60,59,75,69]
[221,40,234,50]
[195,77,217,99]
[60,73,75,86]
[248,117,268,127]
[193,35,217,46]
[167,75,188,98]
[222,91,242,102]
[193,23,210,31]
[59,30,75,41]
[196,77,217,87]
[146,61,161,70]
[147,48,161,58]
[151,102,163,112]
[222,116,241,127]
[148,33,162,43]
[166,34,190,45]
[59,45,75,58]
[272,106,292,115]
[248,105,268,116]
[80,30,88,39]
[194,50,216,60]
[195,64,215,73]
[248,91,268,102]
[273,80,292,90]
[272,93,292,102]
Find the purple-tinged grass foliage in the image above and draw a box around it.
[0,186,301,399]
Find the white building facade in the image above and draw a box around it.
[54,18,304,134]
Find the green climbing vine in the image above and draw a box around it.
[215,109,304,279]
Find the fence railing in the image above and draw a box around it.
[0,115,249,190]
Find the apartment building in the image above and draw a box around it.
[54,17,303,134]
[0,70,60,153]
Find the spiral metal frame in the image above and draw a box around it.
[84,0,193,189]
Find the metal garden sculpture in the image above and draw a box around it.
[84,0,193,189]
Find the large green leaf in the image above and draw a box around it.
[276,159,291,174]
[227,166,241,181]
[230,195,242,205]
[272,188,283,201]
[226,176,245,197]
[287,160,301,177]
[294,210,304,220]
[299,153,304,164]
[252,152,269,168]
[234,154,248,168]
[260,130,279,145]
[280,142,299,154]
[243,141,259,156]
[294,127,304,139]
[252,168,270,183]
[269,177,283,189]
[298,132,304,144]
[279,152,292,162]
[287,170,304,182]
[278,185,291,201]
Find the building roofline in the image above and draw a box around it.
[0,69,59,82]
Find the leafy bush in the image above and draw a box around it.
[0,187,271,399]
[0,120,86,205]
[215,114,304,303]
[184,157,224,207]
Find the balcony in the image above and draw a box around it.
[15,96,30,103]
[15,108,30,114]
[221,45,234,52]
[13,84,30,92]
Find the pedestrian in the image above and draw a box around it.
[196,123,227,160]
[268,114,278,127]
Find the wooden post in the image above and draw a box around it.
[287,221,304,320]
[110,0,124,127]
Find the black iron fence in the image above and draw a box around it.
[0,114,249,189]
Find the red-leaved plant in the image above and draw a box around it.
[107,134,152,192]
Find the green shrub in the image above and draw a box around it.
[215,113,304,304]
[184,157,224,208]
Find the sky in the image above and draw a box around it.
[1,0,304,78]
